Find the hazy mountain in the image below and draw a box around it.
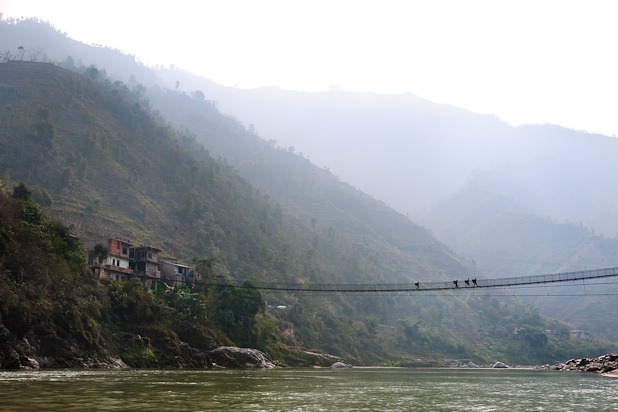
[1,18,616,362]
[422,172,618,340]
[0,17,158,86]
[425,172,618,276]
[5,18,616,239]
[153,54,618,339]
[173,83,618,238]
[3,58,611,364]
[153,65,618,336]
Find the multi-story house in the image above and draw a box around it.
[85,237,134,281]
[85,238,199,287]
[130,245,162,283]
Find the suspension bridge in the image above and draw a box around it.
[206,266,618,293]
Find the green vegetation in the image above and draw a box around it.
[0,60,614,367]
[0,188,259,367]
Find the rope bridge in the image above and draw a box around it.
[207,266,618,293]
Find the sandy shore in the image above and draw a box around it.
[602,369,618,378]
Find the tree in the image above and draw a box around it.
[518,326,548,350]
[11,183,31,200]
[193,257,216,281]
[132,83,146,99]
[93,243,108,264]
[398,318,430,346]
[86,65,100,80]
[364,316,379,335]
[214,279,265,347]
[62,55,75,69]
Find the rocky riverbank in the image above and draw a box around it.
[536,353,618,375]
[0,324,281,369]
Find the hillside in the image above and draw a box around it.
[423,174,618,340]
[151,52,618,344]
[146,87,468,279]
[5,17,617,238]
[147,69,618,344]
[152,68,618,237]
[424,174,618,276]
[1,60,614,365]
[0,17,159,86]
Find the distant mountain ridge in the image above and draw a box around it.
[1,18,616,362]
[3,18,616,238]
[181,84,618,238]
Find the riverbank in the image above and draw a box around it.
[602,368,618,378]
[537,352,618,375]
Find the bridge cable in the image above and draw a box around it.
[198,266,618,294]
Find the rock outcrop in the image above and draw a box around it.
[331,361,353,368]
[537,353,618,374]
[208,346,277,368]
[0,325,128,369]
[443,359,479,368]
[301,350,344,366]
[0,323,275,370]
[1,321,278,369]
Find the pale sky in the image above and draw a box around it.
[2,0,617,137]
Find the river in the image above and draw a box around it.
[0,368,616,411]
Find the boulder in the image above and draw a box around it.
[19,356,40,369]
[492,361,510,368]
[299,350,345,367]
[208,346,276,368]
[331,361,353,368]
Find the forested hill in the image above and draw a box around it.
[147,87,467,279]
[0,60,464,283]
[0,60,465,362]
[0,60,613,365]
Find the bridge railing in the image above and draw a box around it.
[189,266,618,293]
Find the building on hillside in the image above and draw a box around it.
[84,239,200,287]
[130,245,162,283]
[160,259,198,286]
[85,237,134,281]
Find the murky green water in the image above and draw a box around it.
[0,368,616,411]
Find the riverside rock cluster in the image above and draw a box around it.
[0,324,280,369]
[537,353,618,374]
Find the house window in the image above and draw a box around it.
[122,247,128,255]
[147,252,152,259]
